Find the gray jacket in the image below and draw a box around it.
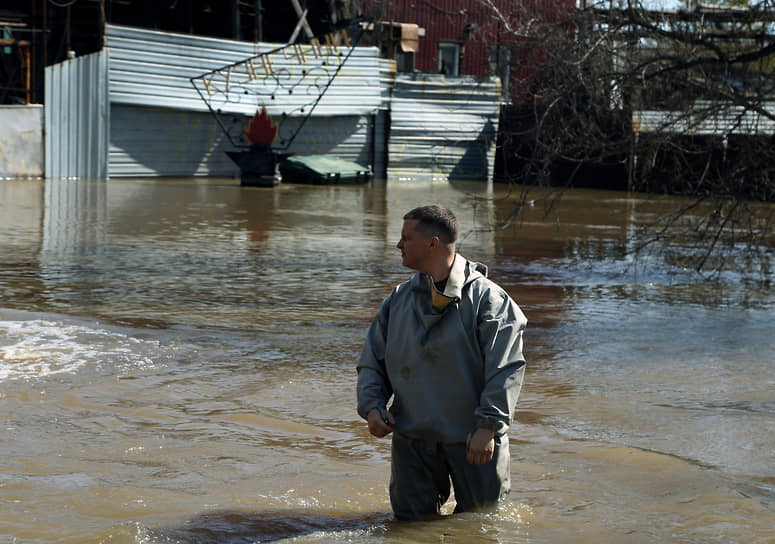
[357,254,527,443]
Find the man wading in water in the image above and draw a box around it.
[357,205,527,520]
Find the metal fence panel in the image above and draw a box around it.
[633,102,775,135]
[44,50,109,179]
[108,104,237,177]
[109,104,375,177]
[387,73,501,182]
[106,24,384,118]
[102,25,386,177]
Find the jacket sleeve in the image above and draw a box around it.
[356,293,394,421]
[474,285,527,435]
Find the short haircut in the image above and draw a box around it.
[403,205,459,244]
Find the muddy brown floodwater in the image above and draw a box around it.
[1,178,773,543]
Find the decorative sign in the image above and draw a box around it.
[191,29,357,150]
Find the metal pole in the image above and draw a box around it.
[23,45,31,104]
[66,5,71,55]
[42,0,47,68]
[496,20,500,76]
[99,0,106,50]
[256,0,263,42]
[232,0,241,40]
[31,0,37,102]
[289,0,315,40]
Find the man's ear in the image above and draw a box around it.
[427,235,440,250]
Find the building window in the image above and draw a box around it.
[438,42,461,75]
[393,43,415,73]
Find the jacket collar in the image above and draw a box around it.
[416,254,487,313]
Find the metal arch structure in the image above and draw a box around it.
[189,18,369,154]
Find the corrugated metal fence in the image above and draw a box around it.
[388,73,501,181]
[108,24,384,117]
[44,49,109,179]
[44,25,502,182]
[633,102,775,136]
[106,24,387,177]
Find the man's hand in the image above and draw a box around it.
[466,428,495,464]
[366,408,395,438]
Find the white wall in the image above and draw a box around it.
[0,105,44,179]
